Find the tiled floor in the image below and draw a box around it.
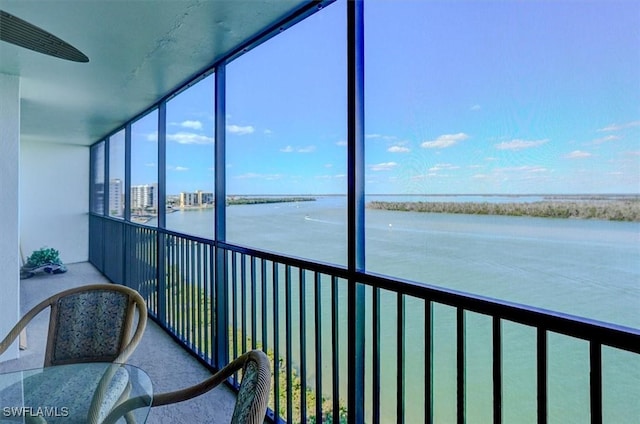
[0,262,238,423]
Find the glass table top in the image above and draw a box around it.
[0,362,152,423]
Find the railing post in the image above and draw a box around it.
[457,308,465,424]
[590,342,602,424]
[537,329,548,424]
[493,317,502,424]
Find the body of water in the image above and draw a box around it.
[159,196,639,423]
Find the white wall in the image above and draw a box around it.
[20,141,89,265]
[0,73,21,362]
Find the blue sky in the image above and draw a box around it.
[129,0,639,196]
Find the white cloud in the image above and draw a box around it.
[315,173,347,180]
[421,133,469,149]
[388,145,410,153]
[264,129,273,135]
[281,145,316,153]
[369,162,398,171]
[473,165,549,181]
[598,120,640,132]
[181,120,203,130]
[167,132,214,145]
[235,173,283,180]
[366,133,397,141]
[409,174,429,181]
[227,124,255,135]
[168,166,189,172]
[470,104,481,111]
[145,162,156,167]
[429,163,460,172]
[592,135,620,144]
[336,140,347,147]
[297,145,316,153]
[565,150,593,159]
[497,165,548,173]
[494,139,549,151]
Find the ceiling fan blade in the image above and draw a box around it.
[0,10,89,63]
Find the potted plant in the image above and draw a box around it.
[20,247,67,279]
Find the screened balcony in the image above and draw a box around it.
[2,0,639,423]
[86,1,640,422]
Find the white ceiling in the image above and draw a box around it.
[0,0,315,146]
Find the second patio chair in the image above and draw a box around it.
[155,350,271,424]
[102,349,271,424]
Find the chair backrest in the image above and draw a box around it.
[231,350,272,424]
[0,283,145,368]
[43,284,147,366]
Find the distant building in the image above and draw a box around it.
[109,178,123,217]
[131,183,158,211]
[180,190,213,207]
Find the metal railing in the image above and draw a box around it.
[90,214,640,424]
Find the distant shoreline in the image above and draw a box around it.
[367,199,640,222]
[226,196,316,206]
[131,195,640,222]
[367,194,640,199]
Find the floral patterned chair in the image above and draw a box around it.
[0,283,147,367]
[0,284,148,423]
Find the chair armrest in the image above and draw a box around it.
[151,351,255,407]
[0,299,50,356]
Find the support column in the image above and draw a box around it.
[0,73,21,362]
[347,0,366,422]
[214,65,229,368]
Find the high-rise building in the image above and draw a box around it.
[131,183,158,211]
[179,190,213,207]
